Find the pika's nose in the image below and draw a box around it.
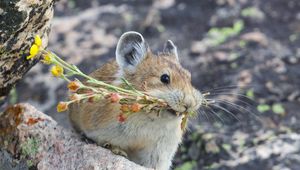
[184,105,188,110]
[183,104,190,112]
[184,89,202,110]
[183,96,194,112]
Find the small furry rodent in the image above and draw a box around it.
[69,31,203,170]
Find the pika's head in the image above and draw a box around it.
[115,31,203,116]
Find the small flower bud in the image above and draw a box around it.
[68,81,80,92]
[69,94,80,101]
[109,93,120,103]
[117,113,126,123]
[131,103,141,112]
[42,53,52,64]
[120,104,130,112]
[88,96,94,103]
[87,94,102,103]
[95,95,102,101]
[51,65,64,77]
[57,102,68,112]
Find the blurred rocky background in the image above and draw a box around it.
[8,0,300,169]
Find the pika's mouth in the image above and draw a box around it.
[167,109,182,116]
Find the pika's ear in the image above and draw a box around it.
[116,31,148,73]
[163,40,178,61]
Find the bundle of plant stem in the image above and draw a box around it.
[27,35,183,123]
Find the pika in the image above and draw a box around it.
[69,31,203,170]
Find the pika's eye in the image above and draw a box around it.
[160,74,170,84]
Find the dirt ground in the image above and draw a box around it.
[11,0,300,169]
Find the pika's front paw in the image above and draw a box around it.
[102,142,128,158]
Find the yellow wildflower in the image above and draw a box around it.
[34,35,42,47]
[42,53,52,64]
[57,102,68,112]
[30,44,38,55]
[26,35,43,60]
[26,44,39,60]
[51,65,64,77]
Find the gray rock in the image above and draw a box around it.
[0,103,149,170]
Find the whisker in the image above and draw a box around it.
[205,108,218,124]
[206,106,225,125]
[201,84,256,93]
[207,92,256,102]
[196,109,208,123]
[212,99,262,123]
[209,103,241,122]
[197,107,216,124]
[199,109,211,123]
[193,109,200,120]
[209,96,255,108]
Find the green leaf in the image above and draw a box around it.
[246,89,254,99]
[222,144,231,151]
[241,7,259,17]
[272,104,285,115]
[207,20,244,46]
[175,161,196,170]
[204,163,220,170]
[9,87,18,104]
[188,111,197,117]
[257,104,270,113]
[233,20,244,33]
[239,40,247,47]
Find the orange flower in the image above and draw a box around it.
[109,93,120,103]
[130,103,141,112]
[68,81,80,92]
[57,102,68,112]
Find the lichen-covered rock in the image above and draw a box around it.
[0,103,149,170]
[0,0,55,100]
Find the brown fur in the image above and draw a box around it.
[69,34,203,170]
[70,51,193,131]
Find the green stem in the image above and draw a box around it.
[48,50,143,96]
